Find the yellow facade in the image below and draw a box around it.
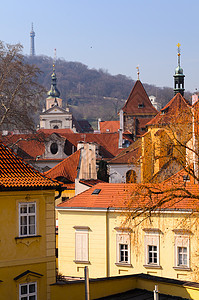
[0,189,56,300]
[141,124,190,183]
[57,207,199,282]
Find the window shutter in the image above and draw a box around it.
[75,232,88,261]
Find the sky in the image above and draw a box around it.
[1,0,199,92]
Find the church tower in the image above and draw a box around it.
[30,23,35,56]
[173,43,185,96]
[46,63,62,110]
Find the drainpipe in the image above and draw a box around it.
[84,266,90,300]
[153,285,159,300]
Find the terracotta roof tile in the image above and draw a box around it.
[122,80,158,115]
[60,132,123,158]
[0,141,60,190]
[57,181,199,211]
[99,121,120,133]
[44,150,81,182]
[108,139,141,164]
[147,93,191,126]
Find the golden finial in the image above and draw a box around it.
[177,43,181,56]
[136,65,140,80]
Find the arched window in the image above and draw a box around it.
[53,125,59,129]
[126,170,136,183]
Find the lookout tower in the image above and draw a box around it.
[30,23,35,56]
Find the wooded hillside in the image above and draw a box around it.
[25,55,191,128]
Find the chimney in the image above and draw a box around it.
[98,118,101,131]
[119,110,124,132]
[118,129,123,148]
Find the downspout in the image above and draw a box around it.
[106,208,110,277]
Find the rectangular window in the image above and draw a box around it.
[119,244,129,263]
[19,282,37,300]
[116,232,130,264]
[144,231,160,266]
[148,245,158,264]
[178,247,187,266]
[75,229,89,262]
[19,203,36,237]
[174,234,189,268]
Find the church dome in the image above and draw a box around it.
[175,65,184,75]
[47,71,60,98]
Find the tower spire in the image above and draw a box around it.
[47,49,60,98]
[30,23,35,56]
[173,43,185,96]
[136,65,140,80]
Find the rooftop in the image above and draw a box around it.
[0,141,60,191]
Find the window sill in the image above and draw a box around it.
[115,263,132,267]
[15,235,41,240]
[143,264,162,269]
[73,260,90,264]
[173,266,191,271]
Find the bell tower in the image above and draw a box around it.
[173,43,185,96]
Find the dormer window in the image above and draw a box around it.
[138,103,144,108]
[183,175,190,182]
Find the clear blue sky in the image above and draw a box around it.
[1,0,199,92]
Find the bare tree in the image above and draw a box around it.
[0,41,45,131]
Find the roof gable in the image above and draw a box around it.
[41,106,70,115]
[122,80,158,115]
[147,93,191,126]
[45,150,81,182]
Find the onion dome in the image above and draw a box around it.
[47,65,60,98]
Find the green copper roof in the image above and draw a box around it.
[47,67,60,98]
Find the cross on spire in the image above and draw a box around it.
[136,65,140,80]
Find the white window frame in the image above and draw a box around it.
[74,228,89,262]
[19,202,36,237]
[19,282,37,300]
[174,234,190,268]
[144,230,160,266]
[116,230,131,265]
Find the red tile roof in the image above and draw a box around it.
[57,181,199,211]
[79,179,105,187]
[108,140,141,164]
[2,131,124,161]
[0,141,60,190]
[59,132,123,158]
[44,150,81,182]
[38,128,73,135]
[122,80,158,115]
[147,93,191,126]
[99,121,120,133]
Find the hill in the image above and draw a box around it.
[25,55,191,128]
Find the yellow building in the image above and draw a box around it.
[141,93,192,183]
[56,181,199,282]
[0,141,60,300]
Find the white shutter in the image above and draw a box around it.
[75,231,88,261]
